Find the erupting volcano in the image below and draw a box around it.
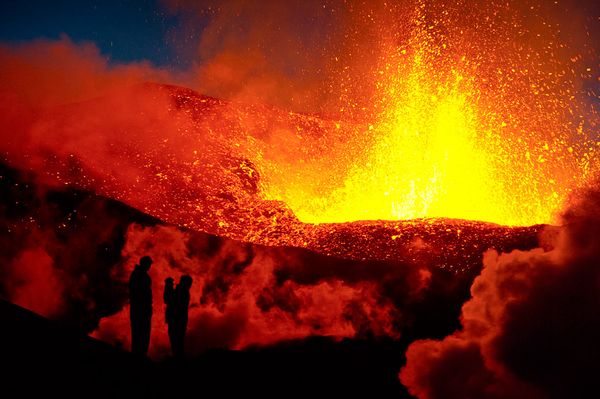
[1,0,599,398]
[2,1,598,249]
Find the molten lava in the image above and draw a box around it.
[258,1,599,227]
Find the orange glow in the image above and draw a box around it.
[256,1,598,227]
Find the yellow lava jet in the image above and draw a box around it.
[258,0,598,227]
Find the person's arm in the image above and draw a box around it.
[128,269,138,300]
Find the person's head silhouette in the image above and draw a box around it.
[179,275,193,290]
[139,256,153,272]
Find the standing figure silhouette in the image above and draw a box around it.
[164,275,193,358]
[129,256,153,356]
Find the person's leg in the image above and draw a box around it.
[130,321,137,353]
[168,323,177,356]
[131,316,141,354]
[173,323,184,358]
[141,316,151,355]
[180,320,188,356]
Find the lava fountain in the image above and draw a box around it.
[257,0,599,227]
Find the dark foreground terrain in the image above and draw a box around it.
[1,299,412,398]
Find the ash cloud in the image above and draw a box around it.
[400,181,600,399]
[0,36,168,107]
[162,0,395,116]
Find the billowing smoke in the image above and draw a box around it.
[0,163,157,329]
[0,37,169,107]
[2,155,543,361]
[5,248,66,318]
[400,182,600,399]
[92,223,440,358]
[0,164,428,357]
[162,0,400,116]
[1,162,439,358]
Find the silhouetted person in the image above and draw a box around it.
[129,256,153,355]
[164,275,193,358]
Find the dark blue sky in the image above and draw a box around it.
[1,0,598,89]
[0,0,203,69]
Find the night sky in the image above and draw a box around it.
[0,0,203,69]
[2,0,598,84]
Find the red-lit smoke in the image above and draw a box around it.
[6,248,66,318]
[0,174,144,330]
[92,223,429,358]
[400,182,600,399]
